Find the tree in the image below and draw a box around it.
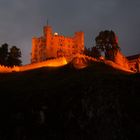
[84,46,101,59]
[0,43,22,66]
[7,46,22,66]
[95,30,120,60]
[84,47,92,56]
[0,43,9,66]
[91,46,101,59]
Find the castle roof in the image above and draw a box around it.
[126,54,140,60]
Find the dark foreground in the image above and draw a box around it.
[0,62,139,140]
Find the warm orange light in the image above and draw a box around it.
[31,25,84,63]
[0,54,134,73]
[0,65,19,73]
[0,57,68,73]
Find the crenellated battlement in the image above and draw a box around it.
[0,65,20,73]
[0,57,67,73]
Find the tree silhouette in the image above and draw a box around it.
[84,46,101,59]
[84,47,92,56]
[7,46,22,66]
[95,30,120,60]
[0,44,22,66]
[0,43,9,66]
[91,46,101,59]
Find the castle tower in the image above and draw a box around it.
[43,25,52,42]
[31,37,38,63]
[74,32,84,54]
[43,25,53,58]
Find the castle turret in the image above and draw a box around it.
[74,32,84,54]
[31,37,38,63]
[43,25,53,58]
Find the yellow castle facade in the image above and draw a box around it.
[31,25,84,63]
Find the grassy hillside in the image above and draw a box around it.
[0,62,139,140]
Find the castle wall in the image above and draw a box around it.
[0,57,67,73]
[114,50,130,70]
[31,37,46,63]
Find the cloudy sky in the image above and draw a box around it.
[0,0,140,64]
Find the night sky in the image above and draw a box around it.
[0,0,140,64]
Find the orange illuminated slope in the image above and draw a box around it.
[0,54,134,73]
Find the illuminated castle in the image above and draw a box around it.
[31,24,84,63]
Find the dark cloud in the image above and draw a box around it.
[0,0,140,64]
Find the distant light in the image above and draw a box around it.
[54,32,58,36]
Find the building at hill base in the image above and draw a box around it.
[127,54,140,72]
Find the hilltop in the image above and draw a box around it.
[0,60,139,140]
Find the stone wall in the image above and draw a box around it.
[0,57,67,73]
[113,51,130,70]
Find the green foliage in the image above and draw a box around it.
[0,43,22,66]
[95,30,120,60]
